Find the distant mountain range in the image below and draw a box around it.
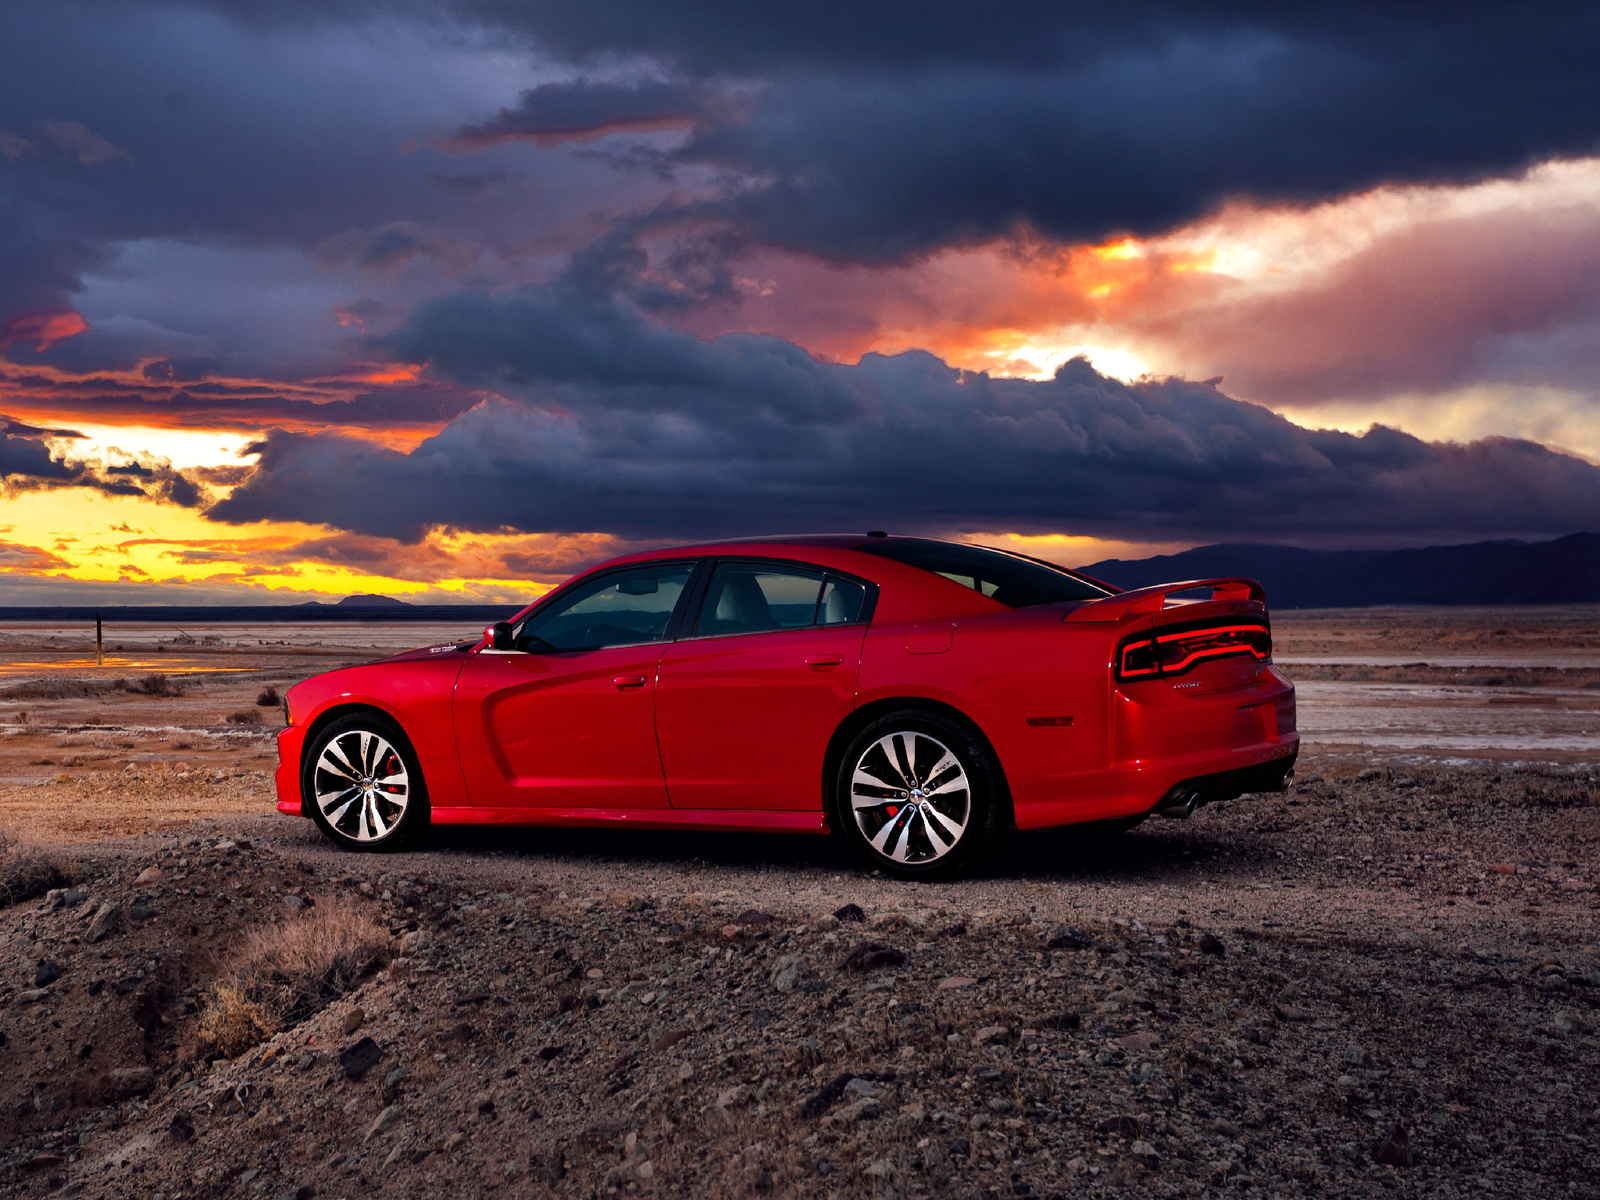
[1078,532,1600,608]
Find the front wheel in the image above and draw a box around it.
[834,710,1009,881]
[302,714,430,852]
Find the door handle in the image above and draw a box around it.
[613,675,648,690]
[804,654,844,670]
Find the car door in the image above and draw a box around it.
[655,559,874,810]
[453,560,698,811]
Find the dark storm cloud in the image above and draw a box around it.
[443,2,1600,263]
[210,292,1600,544]
[454,79,728,144]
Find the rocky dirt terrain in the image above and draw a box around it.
[1,753,1596,1200]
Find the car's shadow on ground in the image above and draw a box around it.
[417,818,1259,887]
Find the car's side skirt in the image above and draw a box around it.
[429,806,830,834]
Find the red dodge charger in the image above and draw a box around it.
[275,535,1297,879]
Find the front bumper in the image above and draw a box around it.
[275,724,307,816]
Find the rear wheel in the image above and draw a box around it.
[834,710,1008,881]
[302,714,429,852]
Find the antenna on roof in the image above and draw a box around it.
[866,530,888,538]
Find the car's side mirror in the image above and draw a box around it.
[487,622,516,651]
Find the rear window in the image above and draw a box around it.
[853,539,1112,608]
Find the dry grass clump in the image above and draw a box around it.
[127,672,184,697]
[196,983,276,1059]
[0,825,77,908]
[196,898,391,1059]
[225,709,265,725]
[255,687,281,707]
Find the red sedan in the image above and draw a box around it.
[275,535,1297,879]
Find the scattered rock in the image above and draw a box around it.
[1130,1139,1160,1165]
[736,908,775,925]
[771,955,805,993]
[1095,1115,1141,1137]
[1047,926,1093,950]
[716,1084,755,1109]
[937,976,978,990]
[365,1106,400,1141]
[1121,1031,1161,1053]
[1274,1003,1315,1022]
[32,960,64,987]
[133,866,163,886]
[473,1091,496,1116]
[16,988,50,1004]
[841,941,905,971]
[398,929,432,956]
[1198,933,1225,956]
[343,1008,366,1035]
[168,1111,196,1143]
[129,902,156,922]
[339,1036,382,1080]
[975,1025,1012,1044]
[800,1072,856,1119]
[1375,1123,1412,1166]
[831,1097,883,1124]
[104,1067,154,1098]
[85,901,122,943]
[834,903,866,923]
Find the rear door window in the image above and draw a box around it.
[693,561,874,636]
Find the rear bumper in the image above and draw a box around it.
[1013,664,1299,830]
[1146,750,1298,818]
[275,724,307,816]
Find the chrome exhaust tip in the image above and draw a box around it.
[1279,768,1296,792]
[1154,788,1201,819]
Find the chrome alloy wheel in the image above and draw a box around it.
[849,730,971,864]
[313,728,410,842]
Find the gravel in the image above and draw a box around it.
[0,752,1595,1198]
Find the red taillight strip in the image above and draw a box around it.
[1116,622,1270,681]
[1152,623,1269,646]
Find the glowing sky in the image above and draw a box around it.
[3,3,1600,603]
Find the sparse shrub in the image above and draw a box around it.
[0,825,77,908]
[128,673,183,697]
[225,709,265,725]
[255,687,281,707]
[197,898,392,1060]
[196,983,275,1059]
[234,898,392,1020]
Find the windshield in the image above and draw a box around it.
[853,539,1112,607]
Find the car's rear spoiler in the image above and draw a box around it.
[1062,577,1266,623]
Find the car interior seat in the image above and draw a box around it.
[703,572,775,634]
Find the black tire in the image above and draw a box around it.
[833,709,1009,881]
[302,713,430,852]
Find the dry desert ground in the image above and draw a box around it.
[0,607,1595,1199]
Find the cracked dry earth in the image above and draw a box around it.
[1,754,1598,1200]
